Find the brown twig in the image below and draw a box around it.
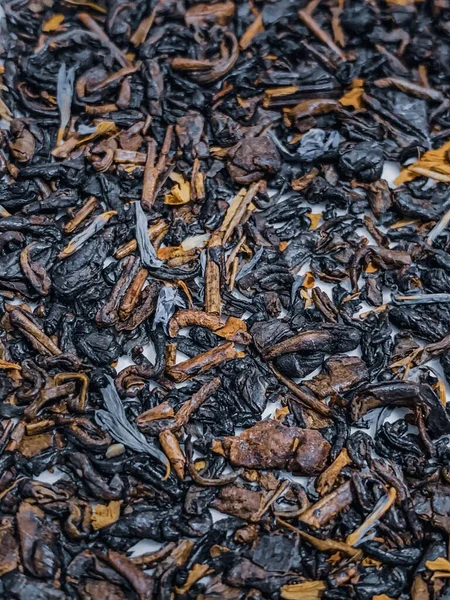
[78,13,132,68]
[298,3,347,61]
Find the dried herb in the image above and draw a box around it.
[1,0,450,598]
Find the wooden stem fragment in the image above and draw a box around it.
[298,3,347,61]
[78,13,132,68]
[159,430,186,479]
[142,126,173,210]
[205,231,224,315]
[10,309,61,356]
[166,343,241,383]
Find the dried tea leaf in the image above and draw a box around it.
[395,140,450,185]
[175,563,211,593]
[42,13,65,31]
[239,13,264,50]
[96,377,169,471]
[280,580,326,600]
[92,500,122,530]
[164,174,191,205]
[135,201,163,268]
[56,63,75,146]
[426,557,450,572]
[52,120,118,158]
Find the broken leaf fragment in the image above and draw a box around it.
[426,557,450,572]
[395,140,450,185]
[280,580,326,600]
[164,173,191,205]
[340,80,365,110]
[92,501,122,530]
[42,13,65,31]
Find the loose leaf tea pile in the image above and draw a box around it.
[2,0,450,598]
